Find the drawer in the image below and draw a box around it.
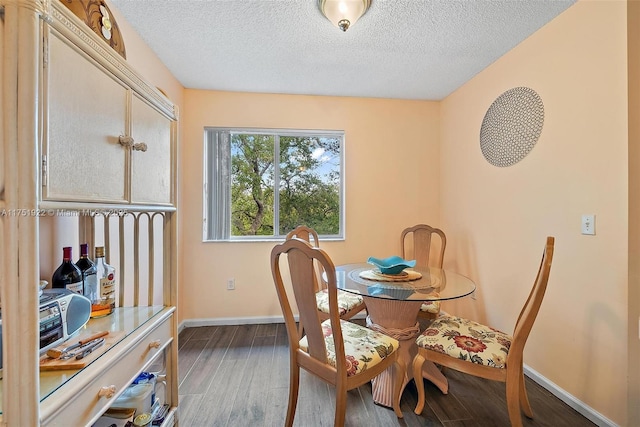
[41,312,173,426]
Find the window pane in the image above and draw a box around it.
[278,136,341,236]
[230,134,274,236]
[204,128,343,241]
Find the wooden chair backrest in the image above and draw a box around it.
[401,224,447,268]
[271,238,346,376]
[509,236,555,363]
[285,225,320,248]
[286,225,323,292]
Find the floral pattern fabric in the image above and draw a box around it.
[316,289,364,316]
[299,319,398,376]
[415,314,512,368]
[420,301,440,314]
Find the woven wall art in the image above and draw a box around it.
[480,87,544,167]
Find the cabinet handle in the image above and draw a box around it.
[149,339,161,349]
[98,385,116,399]
[132,142,148,152]
[118,135,134,148]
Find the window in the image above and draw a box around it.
[204,128,344,241]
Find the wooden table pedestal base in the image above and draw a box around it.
[365,299,449,408]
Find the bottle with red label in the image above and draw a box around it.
[93,246,116,317]
[52,246,83,295]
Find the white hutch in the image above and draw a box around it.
[0,0,179,425]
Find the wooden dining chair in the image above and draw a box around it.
[412,236,555,427]
[286,226,366,322]
[400,224,447,319]
[271,238,403,426]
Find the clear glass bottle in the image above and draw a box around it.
[93,246,116,317]
[76,243,100,316]
[52,246,83,294]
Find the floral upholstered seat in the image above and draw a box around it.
[316,289,365,317]
[299,319,398,376]
[416,314,512,368]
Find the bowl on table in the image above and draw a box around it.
[367,256,416,275]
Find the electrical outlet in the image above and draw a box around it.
[227,278,235,290]
[581,214,595,235]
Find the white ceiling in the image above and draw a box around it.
[110,0,576,101]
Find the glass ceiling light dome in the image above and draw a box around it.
[319,0,372,32]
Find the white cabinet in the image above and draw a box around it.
[0,1,179,426]
[130,94,173,205]
[42,20,176,207]
[45,33,128,203]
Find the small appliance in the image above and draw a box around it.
[0,288,92,371]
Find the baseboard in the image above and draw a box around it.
[177,316,613,426]
[177,312,367,333]
[523,365,617,427]
[180,315,286,330]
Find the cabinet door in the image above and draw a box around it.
[130,94,173,205]
[44,34,128,203]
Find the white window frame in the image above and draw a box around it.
[203,127,345,242]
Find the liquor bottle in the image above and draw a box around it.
[76,243,99,316]
[93,246,116,317]
[52,246,83,294]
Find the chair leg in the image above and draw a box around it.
[334,379,348,427]
[518,363,533,418]
[412,352,426,415]
[285,363,300,427]
[505,371,523,427]
[392,359,404,418]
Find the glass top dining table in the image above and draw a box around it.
[333,262,477,409]
[334,263,476,302]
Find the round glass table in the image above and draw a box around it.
[335,263,476,409]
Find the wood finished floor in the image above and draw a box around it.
[177,322,595,427]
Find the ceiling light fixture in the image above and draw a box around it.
[319,0,371,32]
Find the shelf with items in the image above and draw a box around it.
[40,307,175,426]
[0,306,174,424]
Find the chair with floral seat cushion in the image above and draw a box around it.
[271,237,404,426]
[400,224,447,319]
[286,226,366,321]
[412,236,555,427]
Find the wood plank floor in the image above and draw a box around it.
[177,322,596,427]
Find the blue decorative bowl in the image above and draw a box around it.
[367,256,416,275]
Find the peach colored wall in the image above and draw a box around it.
[439,1,627,425]
[180,90,440,321]
[627,1,640,424]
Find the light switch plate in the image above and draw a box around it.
[581,214,595,235]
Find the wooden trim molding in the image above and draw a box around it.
[58,0,126,59]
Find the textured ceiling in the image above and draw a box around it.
[110,0,576,101]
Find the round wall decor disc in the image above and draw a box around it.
[480,87,544,167]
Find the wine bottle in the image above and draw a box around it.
[76,243,100,317]
[52,246,83,294]
[93,246,116,317]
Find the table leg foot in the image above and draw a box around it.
[371,368,410,408]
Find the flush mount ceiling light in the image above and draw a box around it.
[319,0,371,32]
